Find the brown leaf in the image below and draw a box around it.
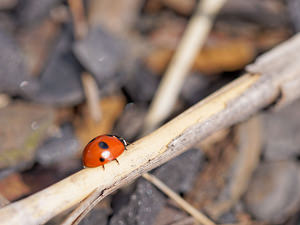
[146,36,256,75]
[75,95,126,146]
[0,173,31,201]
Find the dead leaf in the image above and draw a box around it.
[75,95,126,146]
[0,173,31,201]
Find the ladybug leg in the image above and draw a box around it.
[125,141,131,150]
[114,158,120,164]
[102,165,105,170]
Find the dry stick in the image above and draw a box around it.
[0,94,10,109]
[69,1,102,123]
[207,116,262,219]
[66,1,225,223]
[1,33,300,225]
[227,116,262,206]
[142,172,212,225]
[142,173,215,225]
[171,217,198,225]
[0,73,258,225]
[0,76,276,224]
[62,75,259,225]
[143,0,227,134]
[81,73,102,122]
[67,0,88,40]
[0,194,9,208]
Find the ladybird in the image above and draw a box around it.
[82,135,127,168]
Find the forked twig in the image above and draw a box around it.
[142,173,216,225]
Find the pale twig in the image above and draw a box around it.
[0,73,260,225]
[68,1,101,124]
[67,0,88,40]
[81,72,102,122]
[60,73,260,225]
[170,217,197,225]
[142,173,216,225]
[0,194,9,208]
[207,116,262,218]
[61,187,112,225]
[143,0,227,134]
[0,94,10,109]
[1,33,300,225]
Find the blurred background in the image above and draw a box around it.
[0,0,300,224]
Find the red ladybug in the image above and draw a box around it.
[82,135,127,168]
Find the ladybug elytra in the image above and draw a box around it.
[82,135,127,168]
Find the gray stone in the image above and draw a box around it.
[73,26,126,86]
[31,25,84,106]
[262,100,300,160]
[181,73,215,105]
[220,0,288,28]
[113,104,146,141]
[79,206,110,225]
[110,180,165,225]
[124,63,159,103]
[36,123,80,166]
[244,161,300,224]
[287,0,300,31]
[0,101,54,170]
[17,0,63,27]
[0,28,37,96]
[109,149,203,225]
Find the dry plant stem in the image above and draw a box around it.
[0,74,259,225]
[62,186,117,225]
[142,173,215,225]
[222,222,267,225]
[0,194,9,208]
[208,116,262,218]
[1,34,300,225]
[143,0,227,134]
[81,72,102,122]
[229,116,262,204]
[62,75,260,225]
[0,74,264,225]
[171,217,198,225]
[0,94,10,109]
[67,0,88,40]
[69,1,102,123]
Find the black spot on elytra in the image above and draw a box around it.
[99,141,109,149]
[99,157,105,162]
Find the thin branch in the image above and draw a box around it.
[142,173,216,225]
[67,0,88,40]
[62,74,260,225]
[69,1,101,124]
[0,194,9,208]
[0,74,263,225]
[143,0,227,134]
[0,94,10,109]
[1,34,300,225]
[81,72,102,122]
[170,217,198,225]
[207,116,262,218]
